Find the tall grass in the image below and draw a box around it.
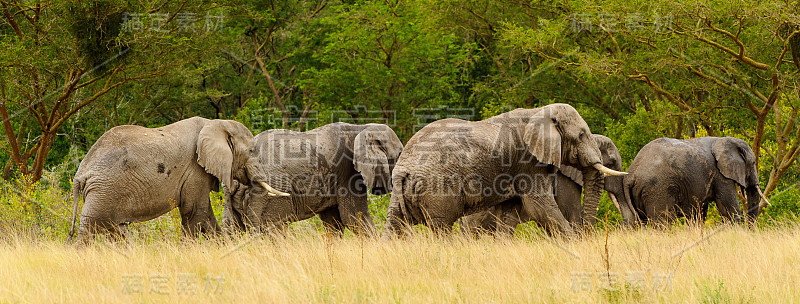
[0,181,799,302]
[0,225,799,303]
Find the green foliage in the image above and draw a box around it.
[65,0,129,72]
[596,194,623,229]
[368,193,392,229]
[600,282,644,304]
[696,279,754,304]
[758,186,800,225]
[2,0,799,236]
[604,106,677,168]
[0,178,73,241]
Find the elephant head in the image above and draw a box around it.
[712,137,768,221]
[522,104,626,225]
[196,120,287,196]
[353,124,404,195]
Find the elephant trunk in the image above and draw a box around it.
[222,181,248,233]
[579,162,627,228]
[605,175,638,225]
[744,185,767,222]
[580,168,604,228]
[610,193,638,225]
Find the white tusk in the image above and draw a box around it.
[593,163,627,176]
[757,186,771,208]
[260,181,290,197]
[609,193,621,211]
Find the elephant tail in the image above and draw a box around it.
[395,171,425,224]
[622,175,640,225]
[382,170,418,237]
[396,174,410,221]
[66,178,84,244]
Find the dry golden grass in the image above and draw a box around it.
[0,224,798,303]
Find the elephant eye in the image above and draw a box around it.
[551,118,560,128]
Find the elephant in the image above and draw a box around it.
[614,136,770,225]
[67,117,287,244]
[223,122,403,236]
[458,134,623,236]
[381,103,626,238]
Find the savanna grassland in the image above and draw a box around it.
[3,0,800,303]
[1,184,800,303]
[1,221,799,303]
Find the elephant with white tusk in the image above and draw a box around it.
[459,134,624,236]
[67,117,284,244]
[382,103,626,239]
[224,123,403,237]
[616,136,769,225]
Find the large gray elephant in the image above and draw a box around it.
[459,134,623,235]
[223,122,403,236]
[67,117,287,244]
[615,137,770,225]
[382,103,626,238]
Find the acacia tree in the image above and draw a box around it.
[0,0,220,184]
[488,1,799,197]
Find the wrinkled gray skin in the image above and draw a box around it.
[459,134,622,236]
[68,117,275,244]
[617,137,766,225]
[382,104,620,238]
[225,123,403,236]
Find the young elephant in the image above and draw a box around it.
[68,117,286,244]
[616,137,770,225]
[224,123,403,236]
[382,104,626,238]
[459,134,623,236]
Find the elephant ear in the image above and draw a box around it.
[712,137,748,187]
[524,113,562,168]
[197,120,235,192]
[353,127,391,189]
[560,165,583,186]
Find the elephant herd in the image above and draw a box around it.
[66,103,770,244]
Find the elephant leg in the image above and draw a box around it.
[77,211,124,244]
[249,196,297,234]
[642,188,674,228]
[382,198,409,239]
[318,207,345,236]
[466,210,500,237]
[428,216,455,236]
[500,198,529,237]
[497,206,523,238]
[116,223,133,243]
[73,223,94,246]
[520,194,574,239]
[337,194,378,237]
[417,196,461,237]
[178,196,220,238]
[178,174,221,238]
